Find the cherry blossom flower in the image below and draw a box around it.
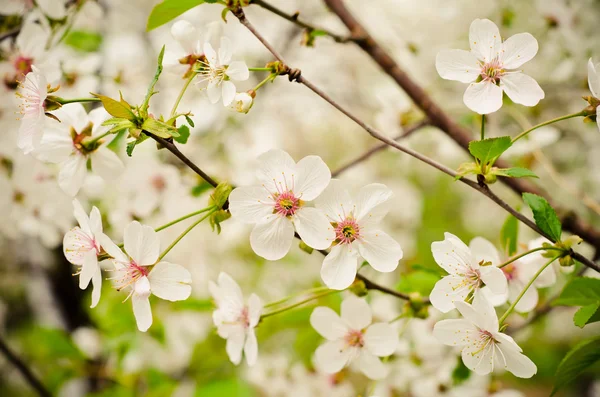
[310,296,398,379]
[314,180,403,290]
[436,19,544,114]
[430,233,507,313]
[587,58,600,132]
[164,20,218,77]
[228,149,335,260]
[63,199,103,308]
[34,104,124,196]
[196,37,249,106]
[229,92,254,114]
[209,272,262,366]
[433,295,537,378]
[16,67,48,154]
[97,221,192,332]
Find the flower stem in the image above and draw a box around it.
[253,73,275,92]
[511,111,585,143]
[155,206,216,232]
[260,289,340,319]
[388,312,409,324]
[498,255,560,325]
[497,246,565,268]
[480,114,485,140]
[157,207,217,261]
[170,73,196,118]
[56,97,101,105]
[263,286,331,309]
[248,67,272,72]
[82,131,112,148]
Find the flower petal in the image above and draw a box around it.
[469,18,502,63]
[501,33,538,69]
[429,275,470,313]
[314,179,353,222]
[124,221,160,266]
[148,261,192,301]
[225,325,245,365]
[496,340,537,378]
[358,350,389,380]
[364,323,398,356]
[310,306,348,340]
[250,215,294,260]
[218,36,232,65]
[293,207,335,250]
[72,199,91,234]
[431,232,474,275]
[171,20,198,55]
[508,280,538,313]
[256,149,296,194]
[293,155,331,201]
[341,296,372,330]
[357,229,402,272]
[314,340,352,374]
[433,319,477,346]
[463,80,503,114]
[58,154,87,196]
[435,49,480,83]
[500,73,544,107]
[320,244,359,290]
[354,183,393,225]
[89,206,102,236]
[247,293,262,328]
[92,147,124,181]
[90,263,102,308]
[244,327,258,366]
[63,228,92,265]
[203,42,217,65]
[588,58,600,98]
[228,186,275,224]
[79,250,98,290]
[469,237,501,265]
[227,61,249,81]
[221,80,236,106]
[206,80,221,103]
[462,342,494,375]
[132,293,152,332]
[34,127,73,163]
[480,265,508,295]
[97,233,128,263]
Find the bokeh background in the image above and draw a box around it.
[1,0,600,395]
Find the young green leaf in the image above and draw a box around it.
[184,114,195,128]
[494,167,539,178]
[146,0,206,31]
[500,214,519,256]
[555,277,600,306]
[174,125,190,144]
[522,192,562,242]
[91,93,136,120]
[396,270,441,296]
[573,303,600,328]
[64,30,103,52]
[551,336,600,395]
[141,45,166,115]
[141,118,180,139]
[468,136,512,164]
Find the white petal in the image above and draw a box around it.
[206,80,221,103]
[203,42,217,65]
[469,19,502,63]
[293,155,331,201]
[218,37,232,65]
[341,296,372,330]
[17,22,47,59]
[480,285,508,307]
[244,327,258,366]
[90,264,102,308]
[431,232,474,275]
[320,244,359,290]
[497,341,537,378]
[462,342,494,375]
[36,0,66,20]
[435,49,480,83]
[247,294,262,328]
[58,154,87,196]
[500,73,544,107]
[314,340,352,374]
[63,228,93,265]
[97,233,128,263]
[89,206,102,236]
[92,147,124,181]
[171,20,198,55]
[72,199,91,234]
[227,61,249,81]
[508,280,538,313]
[148,262,192,301]
[293,207,335,250]
[310,307,348,340]
[225,325,245,365]
[480,266,508,295]
[463,80,503,114]
[210,272,244,312]
[89,108,111,136]
[250,215,294,260]
[354,183,393,225]
[596,107,600,133]
[256,149,296,193]
[124,221,160,266]
[221,80,236,106]
[588,58,600,98]
[358,350,389,380]
[429,275,470,313]
[501,33,538,69]
[314,179,352,222]
[433,319,477,346]
[132,293,152,332]
[79,250,98,290]
[35,127,73,163]
[357,229,402,272]
[364,323,398,356]
[469,237,501,265]
[54,104,89,133]
[228,186,274,224]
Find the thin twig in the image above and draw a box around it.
[0,335,52,397]
[231,7,600,273]
[332,120,429,177]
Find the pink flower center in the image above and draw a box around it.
[334,217,361,245]
[480,57,504,83]
[273,191,301,217]
[151,175,167,192]
[113,261,149,292]
[502,263,517,281]
[14,56,33,75]
[238,306,251,328]
[344,329,365,348]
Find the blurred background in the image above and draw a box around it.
[0,0,599,395]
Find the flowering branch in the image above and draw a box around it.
[0,336,51,397]
[511,111,586,143]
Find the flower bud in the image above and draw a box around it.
[349,279,368,297]
[229,92,253,114]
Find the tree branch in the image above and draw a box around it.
[0,335,52,397]
[321,0,600,252]
[231,7,600,273]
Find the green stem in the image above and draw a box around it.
[253,74,275,92]
[511,111,585,143]
[498,246,565,268]
[480,114,485,140]
[388,312,409,324]
[498,256,560,324]
[170,73,196,118]
[261,290,340,319]
[155,207,216,232]
[157,207,217,261]
[82,131,112,148]
[248,67,272,72]
[263,286,330,309]
[56,97,101,105]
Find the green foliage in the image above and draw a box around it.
[302,29,328,47]
[551,336,600,395]
[522,193,562,242]
[555,277,600,328]
[141,46,166,116]
[396,269,440,296]
[500,213,519,256]
[195,379,257,397]
[185,114,195,127]
[451,356,471,385]
[171,298,213,311]
[141,118,180,139]
[64,30,103,52]
[175,125,190,144]
[92,93,136,120]
[494,167,538,179]
[468,136,512,165]
[146,0,216,31]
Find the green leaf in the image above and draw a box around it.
[126,134,149,157]
[500,214,519,256]
[171,298,213,311]
[185,114,195,127]
[468,136,512,164]
[195,379,256,397]
[495,167,539,178]
[551,336,600,395]
[92,93,136,120]
[147,0,206,31]
[574,303,600,328]
[522,192,562,242]
[141,118,179,139]
[64,30,103,52]
[396,270,441,296]
[555,277,600,306]
[451,356,471,386]
[174,124,190,144]
[141,46,165,115]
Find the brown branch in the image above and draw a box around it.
[0,335,52,397]
[332,120,429,177]
[231,7,600,273]
[322,0,600,253]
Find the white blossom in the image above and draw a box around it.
[15,67,48,154]
[587,58,600,132]
[229,92,254,114]
[436,19,544,114]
